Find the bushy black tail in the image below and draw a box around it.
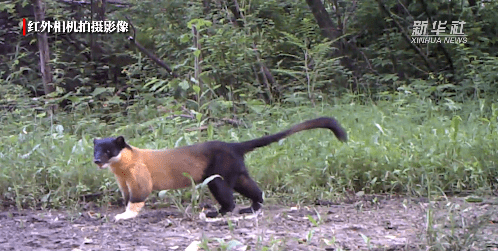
[236,117,347,154]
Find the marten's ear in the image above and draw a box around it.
[115,136,126,148]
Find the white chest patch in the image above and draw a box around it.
[109,152,122,163]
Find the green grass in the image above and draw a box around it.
[0,96,497,209]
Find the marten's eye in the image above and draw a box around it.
[107,150,111,155]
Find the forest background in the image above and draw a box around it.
[0,0,497,216]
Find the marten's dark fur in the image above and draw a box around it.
[93,117,347,221]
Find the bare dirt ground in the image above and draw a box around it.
[1,195,497,251]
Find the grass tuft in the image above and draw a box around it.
[0,97,497,209]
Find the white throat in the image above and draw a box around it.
[102,152,122,169]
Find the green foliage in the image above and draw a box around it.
[3,0,498,107]
[245,102,497,202]
[2,2,498,251]
[1,0,498,220]
[1,94,497,209]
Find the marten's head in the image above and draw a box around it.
[93,136,130,169]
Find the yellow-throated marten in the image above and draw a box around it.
[93,117,347,221]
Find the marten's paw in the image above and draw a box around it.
[114,210,138,221]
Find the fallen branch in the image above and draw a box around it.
[185,122,224,132]
[114,84,132,96]
[183,118,242,131]
[79,192,104,200]
[124,16,178,78]
[56,0,131,7]
[164,114,196,120]
[218,117,241,127]
[361,51,379,75]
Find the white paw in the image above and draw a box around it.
[114,210,138,221]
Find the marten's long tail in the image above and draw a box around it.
[235,117,347,154]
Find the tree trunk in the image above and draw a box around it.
[33,0,55,96]
[305,0,356,74]
[90,0,106,61]
[227,0,244,28]
[192,25,203,107]
[467,0,478,15]
[203,0,210,14]
[305,0,342,41]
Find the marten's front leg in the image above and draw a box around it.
[114,166,152,221]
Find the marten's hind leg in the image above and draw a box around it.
[234,173,264,214]
[206,177,235,218]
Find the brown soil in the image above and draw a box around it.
[0,195,497,251]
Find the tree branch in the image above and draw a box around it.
[56,0,130,7]
[418,0,454,74]
[125,16,178,78]
[376,0,435,72]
